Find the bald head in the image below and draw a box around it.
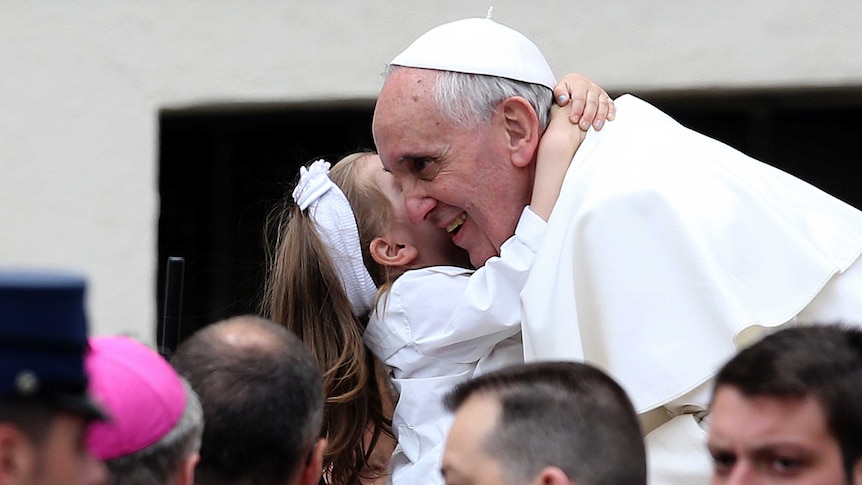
[205,314,291,354]
[171,315,324,485]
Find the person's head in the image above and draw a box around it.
[267,153,468,305]
[170,315,325,485]
[354,152,471,273]
[0,269,107,485]
[709,324,862,485]
[264,153,464,483]
[372,18,556,267]
[84,336,202,485]
[442,361,646,485]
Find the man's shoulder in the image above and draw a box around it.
[609,94,671,125]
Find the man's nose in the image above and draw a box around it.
[404,193,437,224]
[722,462,756,485]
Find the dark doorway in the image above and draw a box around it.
[646,88,862,208]
[157,90,862,346]
[157,102,375,345]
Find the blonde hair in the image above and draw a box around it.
[263,151,396,485]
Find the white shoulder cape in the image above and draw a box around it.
[521,95,862,413]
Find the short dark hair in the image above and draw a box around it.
[713,324,862,478]
[445,361,646,485]
[171,315,324,485]
[0,400,55,444]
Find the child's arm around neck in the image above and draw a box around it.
[530,104,587,221]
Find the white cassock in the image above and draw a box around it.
[520,94,862,485]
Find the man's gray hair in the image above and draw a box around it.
[104,378,204,485]
[385,65,554,131]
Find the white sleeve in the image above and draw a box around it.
[408,207,545,363]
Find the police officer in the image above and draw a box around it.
[0,268,107,485]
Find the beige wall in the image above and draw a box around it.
[2,1,860,344]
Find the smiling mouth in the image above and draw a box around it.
[446,213,467,234]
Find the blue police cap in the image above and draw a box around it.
[0,268,106,420]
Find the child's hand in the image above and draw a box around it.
[553,73,615,131]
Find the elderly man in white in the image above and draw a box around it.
[372,15,862,485]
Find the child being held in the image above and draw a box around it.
[264,75,613,485]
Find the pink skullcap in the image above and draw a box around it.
[84,336,186,460]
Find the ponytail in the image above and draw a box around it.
[263,153,394,484]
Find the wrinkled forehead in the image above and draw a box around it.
[374,68,439,127]
[373,69,459,174]
[383,66,439,95]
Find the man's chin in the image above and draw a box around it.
[468,247,497,269]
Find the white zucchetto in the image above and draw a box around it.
[390,18,556,90]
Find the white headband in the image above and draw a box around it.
[292,160,378,317]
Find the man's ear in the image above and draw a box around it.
[529,466,573,485]
[499,96,541,169]
[370,236,419,268]
[0,424,34,485]
[174,452,199,485]
[852,457,862,485]
[299,438,327,485]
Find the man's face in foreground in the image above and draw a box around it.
[442,395,509,485]
[5,411,107,485]
[708,385,853,485]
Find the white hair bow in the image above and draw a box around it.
[292,160,378,317]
